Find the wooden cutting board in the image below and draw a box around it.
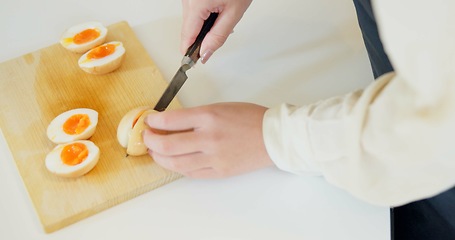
[0,21,182,233]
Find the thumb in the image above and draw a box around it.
[199,18,231,63]
[181,10,241,64]
[199,11,238,63]
[181,12,233,64]
[180,0,252,64]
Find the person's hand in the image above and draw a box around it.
[142,102,274,178]
[181,0,253,63]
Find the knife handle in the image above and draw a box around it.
[184,12,219,65]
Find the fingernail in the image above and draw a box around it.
[201,50,213,64]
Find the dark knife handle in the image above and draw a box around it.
[184,12,219,64]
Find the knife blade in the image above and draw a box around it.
[154,12,219,112]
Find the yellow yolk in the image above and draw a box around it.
[73,29,100,44]
[132,109,147,128]
[63,114,91,135]
[87,43,116,59]
[61,142,89,166]
[63,28,101,45]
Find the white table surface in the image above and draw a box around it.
[0,0,389,239]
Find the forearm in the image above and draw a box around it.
[264,70,455,206]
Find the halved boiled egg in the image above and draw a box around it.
[117,107,156,156]
[45,140,100,178]
[60,21,108,53]
[47,108,98,144]
[78,41,125,74]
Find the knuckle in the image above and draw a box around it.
[183,171,198,178]
[215,168,230,178]
[154,138,173,153]
[212,34,228,48]
[197,106,219,124]
[167,159,185,172]
[206,30,229,49]
[156,114,172,128]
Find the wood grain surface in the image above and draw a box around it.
[0,21,182,233]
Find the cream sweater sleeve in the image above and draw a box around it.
[262,0,455,207]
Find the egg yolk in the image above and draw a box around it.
[61,142,88,166]
[132,110,147,128]
[87,44,116,59]
[73,28,100,44]
[63,114,91,135]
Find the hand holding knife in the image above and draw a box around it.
[154,12,219,112]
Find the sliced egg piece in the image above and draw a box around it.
[78,41,125,74]
[127,109,157,156]
[117,107,156,156]
[117,106,150,149]
[45,140,100,178]
[60,21,108,53]
[47,108,98,144]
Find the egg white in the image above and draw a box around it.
[126,109,156,156]
[117,106,150,148]
[45,140,100,178]
[117,107,157,156]
[60,21,108,53]
[78,41,126,74]
[47,108,98,144]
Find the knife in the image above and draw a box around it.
[154,12,219,112]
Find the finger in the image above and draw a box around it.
[143,129,203,156]
[144,107,205,131]
[180,1,212,54]
[199,11,238,63]
[184,167,221,179]
[181,3,236,59]
[150,149,210,173]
